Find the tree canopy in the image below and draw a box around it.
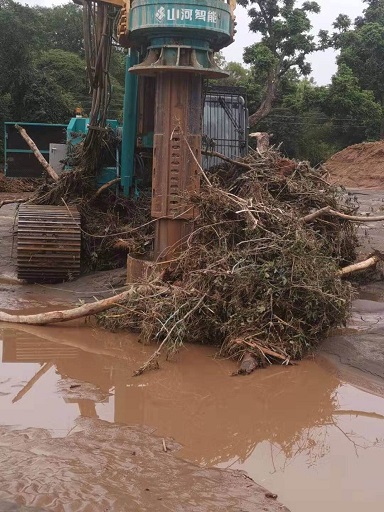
[320,0,384,136]
[0,0,383,164]
[238,0,321,127]
[0,0,125,156]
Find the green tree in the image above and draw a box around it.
[322,0,384,136]
[36,3,84,56]
[223,61,251,86]
[324,64,381,145]
[238,0,322,127]
[256,71,380,164]
[37,49,86,91]
[0,0,40,94]
[21,71,74,123]
[258,78,336,164]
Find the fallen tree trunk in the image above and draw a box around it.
[0,284,161,325]
[15,124,59,182]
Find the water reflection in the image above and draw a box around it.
[1,324,382,468]
[2,324,384,512]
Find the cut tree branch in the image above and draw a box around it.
[337,255,381,277]
[302,206,384,223]
[94,177,121,198]
[202,150,252,169]
[15,124,59,182]
[0,284,164,325]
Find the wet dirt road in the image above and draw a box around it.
[1,324,384,512]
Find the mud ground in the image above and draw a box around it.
[320,189,384,387]
[2,189,384,511]
[0,418,288,512]
[0,192,290,511]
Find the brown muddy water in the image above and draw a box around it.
[0,324,384,511]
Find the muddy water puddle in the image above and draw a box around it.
[1,324,384,512]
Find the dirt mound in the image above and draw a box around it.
[0,172,37,193]
[325,141,384,189]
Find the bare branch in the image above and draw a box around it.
[202,150,252,169]
[302,206,384,223]
[15,124,59,182]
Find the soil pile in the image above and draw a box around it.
[325,141,384,189]
[0,172,37,193]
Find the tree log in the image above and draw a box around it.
[0,284,161,325]
[337,255,381,277]
[249,132,271,153]
[15,124,59,182]
[0,197,31,209]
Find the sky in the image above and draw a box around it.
[21,0,366,85]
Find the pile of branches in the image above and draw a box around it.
[97,149,357,369]
[17,126,152,271]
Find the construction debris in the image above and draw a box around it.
[0,172,37,194]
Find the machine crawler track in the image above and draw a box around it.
[17,205,81,282]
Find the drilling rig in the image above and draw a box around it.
[4,0,240,282]
[117,0,235,260]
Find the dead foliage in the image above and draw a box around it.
[96,148,358,368]
[19,138,358,367]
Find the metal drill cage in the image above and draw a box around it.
[202,85,248,169]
